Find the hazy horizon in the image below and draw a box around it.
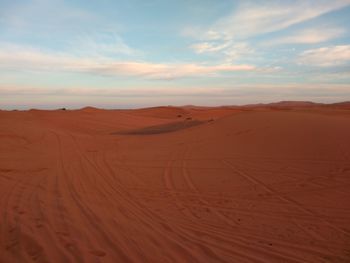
[1,0,350,109]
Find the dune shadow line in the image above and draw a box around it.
[112,120,204,135]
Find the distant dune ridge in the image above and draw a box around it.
[0,101,350,262]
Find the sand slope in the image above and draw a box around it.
[0,106,350,262]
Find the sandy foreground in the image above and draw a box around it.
[0,105,350,262]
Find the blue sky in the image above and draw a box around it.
[0,0,350,109]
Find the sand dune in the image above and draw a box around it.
[0,104,350,262]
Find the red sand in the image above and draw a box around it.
[1,104,350,262]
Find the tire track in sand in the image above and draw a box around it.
[69,134,203,262]
[222,159,350,238]
[177,145,319,263]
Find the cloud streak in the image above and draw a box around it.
[0,0,98,33]
[0,44,255,79]
[207,0,350,40]
[298,45,350,66]
[265,27,345,45]
[2,83,349,99]
[187,1,350,63]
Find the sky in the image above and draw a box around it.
[0,0,350,109]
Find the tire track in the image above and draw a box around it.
[68,133,204,262]
[55,132,133,262]
[222,159,350,238]
[175,146,329,263]
[162,148,200,220]
[181,145,239,228]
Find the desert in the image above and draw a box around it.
[1,102,350,262]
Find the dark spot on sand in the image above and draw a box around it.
[90,250,106,257]
[113,120,204,135]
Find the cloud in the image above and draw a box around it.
[191,41,232,54]
[298,45,350,66]
[222,42,255,62]
[207,0,350,40]
[96,62,255,79]
[1,83,349,101]
[187,1,350,65]
[0,86,230,97]
[1,1,137,57]
[0,0,97,34]
[311,71,350,81]
[68,33,140,57]
[265,27,345,45]
[0,44,255,79]
[190,40,255,63]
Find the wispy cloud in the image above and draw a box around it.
[190,40,255,64]
[191,40,254,56]
[191,41,232,54]
[0,0,97,33]
[298,45,350,66]
[222,42,255,63]
[187,1,350,66]
[265,27,345,45]
[96,62,255,79]
[0,86,230,97]
[67,33,140,57]
[0,44,255,79]
[1,0,137,57]
[1,83,349,100]
[207,0,350,40]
